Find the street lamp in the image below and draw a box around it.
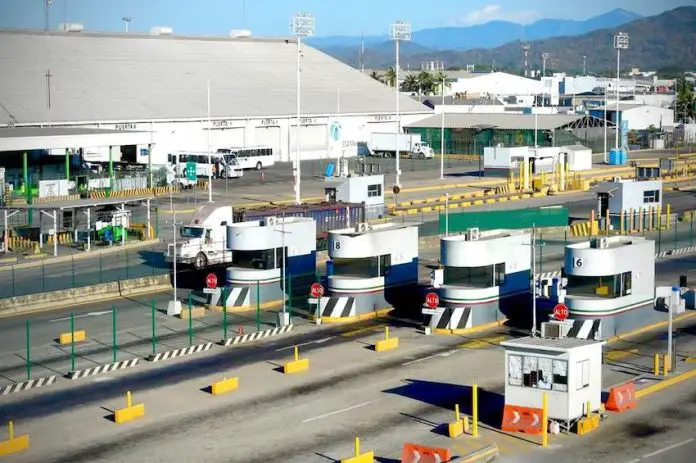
[291,13,315,206]
[582,55,586,75]
[122,16,131,33]
[541,53,549,107]
[166,210,183,316]
[440,74,445,180]
[613,32,629,151]
[207,78,213,203]
[390,20,411,189]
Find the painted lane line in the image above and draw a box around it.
[402,350,457,366]
[301,399,381,424]
[273,337,334,352]
[49,310,112,322]
[641,438,694,460]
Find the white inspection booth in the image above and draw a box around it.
[321,222,419,321]
[562,236,656,339]
[596,179,663,231]
[559,145,592,171]
[429,228,531,332]
[501,336,605,430]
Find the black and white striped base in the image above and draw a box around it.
[1,375,57,395]
[565,320,601,340]
[221,325,294,347]
[320,297,356,318]
[431,307,472,331]
[147,342,213,362]
[67,358,139,380]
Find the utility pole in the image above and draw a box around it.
[582,55,586,75]
[613,32,629,151]
[390,21,411,189]
[166,210,183,316]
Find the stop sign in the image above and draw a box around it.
[553,303,569,321]
[425,292,439,309]
[310,282,325,298]
[206,273,218,289]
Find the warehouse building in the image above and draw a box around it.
[0,28,431,165]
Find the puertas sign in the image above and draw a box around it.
[185,161,197,181]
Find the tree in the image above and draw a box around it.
[369,70,383,83]
[676,77,696,123]
[416,70,437,95]
[401,74,419,93]
[383,67,397,88]
[433,71,451,94]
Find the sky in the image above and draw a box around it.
[0,0,693,37]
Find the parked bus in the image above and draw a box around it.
[167,151,243,179]
[216,146,275,170]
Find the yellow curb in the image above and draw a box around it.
[635,368,696,398]
[433,318,507,336]
[319,308,392,324]
[605,311,696,345]
[206,299,283,313]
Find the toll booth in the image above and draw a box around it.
[500,336,604,431]
[318,222,418,322]
[550,236,657,339]
[212,216,316,316]
[324,161,384,220]
[596,178,663,232]
[428,228,531,333]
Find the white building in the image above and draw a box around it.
[619,105,675,131]
[421,96,507,114]
[450,72,545,99]
[0,28,431,165]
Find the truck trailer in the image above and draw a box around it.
[359,132,434,159]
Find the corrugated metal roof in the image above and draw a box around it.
[406,113,582,130]
[501,336,603,352]
[0,29,431,125]
[0,126,153,150]
[424,96,504,106]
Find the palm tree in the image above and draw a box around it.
[417,70,435,95]
[383,67,397,88]
[401,74,419,93]
[434,71,450,94]
[369,70,383,83]
[676,77,696,123]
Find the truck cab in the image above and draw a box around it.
[411,142,434,159]
[166,205,233,270]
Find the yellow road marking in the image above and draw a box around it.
[339,323,387,337]
[458,335,507,349]
[605,348,639,361]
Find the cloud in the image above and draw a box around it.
[453,4,540,25]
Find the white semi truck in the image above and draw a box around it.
[360,132,434,159]
[166,205,234,270]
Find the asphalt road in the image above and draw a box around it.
[1,292,695,462]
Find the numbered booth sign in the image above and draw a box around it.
[573,257,583,268]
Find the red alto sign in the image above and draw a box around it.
[553,303,569,321]
[310,283,325,298]
[425,292,439,309]
[206,273,218,289]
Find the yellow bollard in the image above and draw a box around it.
[586,400,590,418]
[657,206,662,229]
[629,208,634,233]
[542,392,548,448]
[8,421,13,440]
[294,345,299,362]
[126,390,132,408]
[354,437,360,456]
[385,326,389,340]
[654,354,660,376]
[605,208,610,234]
[455,403,460,421]
[463,415,470,433]
[472,384,479,437]
[664,354,670,376]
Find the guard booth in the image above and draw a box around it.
[324,160,384,220]
[548,236,657,340]
[500,336,605,432]
[595,176,663,233]
[209,216,316,318]
[318,222,418,322]
[427,228,531,333]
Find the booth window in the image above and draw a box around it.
[522,356,538,387]
[444,265,494,288]
[643,190,660,204]
[576,359,590,390]
[566,275,618,298]
[508,354,523,386]
[494,263,506,286]
[621,271,632,296]
[367,184,382,198]
[552,360,568,392]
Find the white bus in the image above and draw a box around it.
[167,151,243,179]
[216,146,275,170]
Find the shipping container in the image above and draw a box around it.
[233,202,365,250]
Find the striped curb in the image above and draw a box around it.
[147,342,213,362]
[0,375,57,395]
[67,358,139,380]
[668,245,696,256]
[221,324,294,347]
[537,271,562,280]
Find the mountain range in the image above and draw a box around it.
[308,8,642,51]
[315,6,696,72]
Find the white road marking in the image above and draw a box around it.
[274,337,333,352]
[641,438,694,459]
[49,310,112,323]
[301,399,380,424]
[402,350,457,366]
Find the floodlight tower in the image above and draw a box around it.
[122,16,132,32]
[613,32,629,150]
[290,13,316,206]
[390,21,411,189]
[523,44,530,77]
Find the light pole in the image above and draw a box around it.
[291,13,315,206]
[604,82,608,163]
[166,210,183,316]
[122,16,131,33]
[531,224,538,337]
[440,74,445,180]
[582,55,586,75]
[390,21,411,189]
[207,78,213,203]
[541,53,549,107]
[613,32,629,151]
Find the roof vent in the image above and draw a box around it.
[150,26,174,36]
[229,29,251,38]
[58,23,84,32]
